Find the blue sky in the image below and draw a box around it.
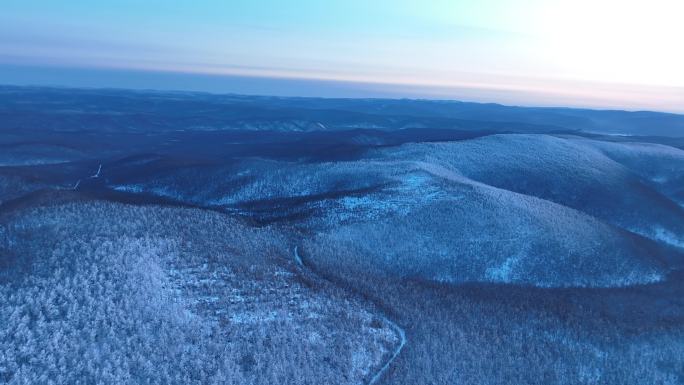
[1,0,682,112]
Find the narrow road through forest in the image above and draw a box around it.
[292,246,407,385]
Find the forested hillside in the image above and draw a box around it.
[1,87,683,384]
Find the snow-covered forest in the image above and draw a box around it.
[1,86,683,384]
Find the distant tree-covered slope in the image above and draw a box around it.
[2,85,682,136]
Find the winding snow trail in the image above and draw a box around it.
[69,163,102,190]
[90,164,102,178]
[368,318,406,385]
[293,246,304,267]
[292,246,406,385]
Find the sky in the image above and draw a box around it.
[1,0,683,112]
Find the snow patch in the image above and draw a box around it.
[112,184,145,193]
[654,227,684,249]
[486,254,521,282]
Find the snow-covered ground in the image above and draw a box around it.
[0,202,399,385]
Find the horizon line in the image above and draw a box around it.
[1,62,683,115]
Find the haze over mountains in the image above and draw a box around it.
[1,86,683,384]
[2,85,684,137]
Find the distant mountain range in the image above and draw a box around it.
[1,85,683,137]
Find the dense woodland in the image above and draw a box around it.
[1,87,683,384]
[0,203,397,384]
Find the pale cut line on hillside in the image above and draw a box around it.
[292,246,407,385]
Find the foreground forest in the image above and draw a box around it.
[1,86,683,384]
